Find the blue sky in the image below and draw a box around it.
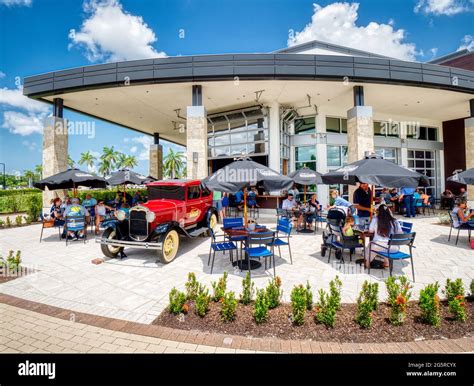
[0,0,473,176]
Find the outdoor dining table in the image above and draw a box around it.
[221,225,270,270]
[354,229,375,268]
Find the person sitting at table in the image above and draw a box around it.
[327,189,352,215]
[81,194,97,224]
[94,200,114,235]
[246,187,259,212]
[288,184,300,202]
[368,204,403,269]
[304,194,322,230]
[441,189,455,210]
[61,195,71,211]
[282,192,300,229]
[413,189,423,213]
[49,198,65,225]
[64,198,89,239]
[234,189,244,210]
[451,199,474,228]
[132,191,143,206]
[458,187,468,200]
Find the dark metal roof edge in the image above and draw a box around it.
[428,49,472,64]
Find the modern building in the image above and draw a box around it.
[23,40,474,205]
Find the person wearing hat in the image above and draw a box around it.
[282,192,301,230]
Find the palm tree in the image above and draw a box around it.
[78,151,97,171]
[99,146,119,175]
[122,155,138,169]
[23,170,35,188]
[163,149,185,179]
[115,152,127,169]
[67,155,75,168]
[34,164,43,180]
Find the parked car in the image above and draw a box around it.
[98,179,218,263]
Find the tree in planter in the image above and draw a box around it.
[419,282,441,327]
[254,289,269,324]
[240,272,255,305]
[5,217,11,227]
[0,250,21,276]
[386,276,412,326]
[291,285,308,326]
[444,278,467,322]
[211,272,228,302]
[185,272,200,301]
[315,288,338,328]
[329,276,342,310]
[15,215,22,226]
[305,281,313,311]
[265,276,282,309]
[355,281,379,329]
[220,291,238,322]
[195,287,211,317]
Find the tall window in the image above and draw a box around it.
[207,107,268,159]
[294,117,315,135]
[326,117,347,133]
[327,145,349,200]
[295,146,316,171]
[375,147,398,163]
[407,150,437,196]
[407,126,438,141]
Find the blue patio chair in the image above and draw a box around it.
[399,221,413,234]
[208,228,237,274]
[64,215,87,246]
[271,219,293,264]
[422,196,436,216]
[39,212,63,242]
[276,208,292,221]
[369,232,416,281]
[243,231,276,276]
[223,217,246,259]
[326,223,364,263]
[448,211,472,245]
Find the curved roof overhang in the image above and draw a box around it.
[23,54,474,145]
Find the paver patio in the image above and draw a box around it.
[0,215,472,325]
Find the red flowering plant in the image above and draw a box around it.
[443,279,467,322]
[386,276,412,326]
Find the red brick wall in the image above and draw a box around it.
[443,118,467,194]
[436,52,474,71]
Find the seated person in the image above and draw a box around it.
[282,193,300,230]
[234,189,244,210]
[246,187,258,208]
[49,198,65,225]
[441,189,455,210]
[368,204,403,269]
[94,200,114,235]
[61,195,71,211]
[451,199,474,228]
[132,191,143,206]
[413,189,423,211]
[288,184,300,202]
[342,214,355,236]
[420,189,430,206]
[327,189,352,215]
[118,203,130,218]
[458,187,467,200]
[304,194,322,230]
[81,194,97,223]
[380,188,393,206]
[64,198,89,239]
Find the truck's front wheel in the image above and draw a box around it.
[157,229,180,264]
[100,228,123,258]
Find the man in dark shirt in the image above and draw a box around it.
[353,183,372,226]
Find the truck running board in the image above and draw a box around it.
[187,227,208,238]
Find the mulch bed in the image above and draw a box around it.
[153,299,473,343]
[0,267,34,284]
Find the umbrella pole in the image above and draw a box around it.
[123,184,126,204]
[370,185,375,220]
[244,189,248,227]
[304,185,307,203]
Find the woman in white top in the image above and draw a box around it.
[368,204,403,268]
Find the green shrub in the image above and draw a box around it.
[168,288,187,315]
[195,287,211,317]
[329,276,342,310]
[0,188,40,197]
[211,272,228,302]
[419,282,441,327]
[265,276,282,309]
[23,215,33,225]
[185,272,200,300]
[25,194,42,221]
[386,276,412,326]
[291,285,308,326]
[0,219,4,227]
[5,217,11,227]
[444,278,467,322]
[305,281,313,311]
[15,215,22,226]
[220,291,238,322]
[315,288,338,328]
[0,250,21,272]
[253,289,269,324]
[470,279,474,298]
[355,281,379,329]
[240,272,254,305]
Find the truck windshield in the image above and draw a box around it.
[148,185,185,201]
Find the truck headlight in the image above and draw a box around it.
[116,210,126,221]
[146,211,156,223]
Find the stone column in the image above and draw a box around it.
[346,105,374,198]
[315,110,328,207]
[42,116,68,207]
[268,101,281,172]
[186,106,208,179]
[149,144,163,180]
[465,117,474,202]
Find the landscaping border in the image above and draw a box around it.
[0,293,472,353]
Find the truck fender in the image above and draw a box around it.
[101,218,128,239]
[151,221,187,239]
[205,207,219,224]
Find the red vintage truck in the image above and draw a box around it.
[98,179,218,263]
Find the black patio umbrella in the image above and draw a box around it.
[321,156,429,188]
[447,168,474,185]
[106,169,152,186]
[201,158,293,224]
[288,166,323,202]
[34,168,107,194]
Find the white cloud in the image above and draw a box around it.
[125,135,153,161]
[0,0,32,6]
[459,34,474,51]
[287,3,418,61]
[69,0,166,62]
[2,111,45,136]
[0,86,50,136]
[130,146,137,154]
[414,0,472,15]
[21,139,39,151]
[0,71,5,79]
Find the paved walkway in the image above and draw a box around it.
[1,294,472,353]
[0,216,472,323]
